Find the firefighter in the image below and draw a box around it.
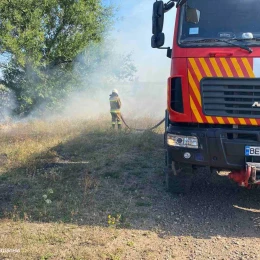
[109,89,122,130]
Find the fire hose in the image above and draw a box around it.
[120,114,165,132]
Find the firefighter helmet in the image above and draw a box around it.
[112,89,119,95]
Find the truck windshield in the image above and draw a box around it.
[179,0,260,47]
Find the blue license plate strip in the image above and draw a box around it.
[245,146,260,156]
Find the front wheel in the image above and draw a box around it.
[165,151,193,194]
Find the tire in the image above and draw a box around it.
[165,151,193,194]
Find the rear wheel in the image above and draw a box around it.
[165,151,193,194]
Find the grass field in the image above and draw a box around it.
[0,118,167,260]
[1,118,260,260]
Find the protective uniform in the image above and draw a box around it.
[109,89,122,130]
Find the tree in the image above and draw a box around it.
[0,0,114,115]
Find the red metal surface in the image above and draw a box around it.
[229,167,251,188]
[169,7,260,125]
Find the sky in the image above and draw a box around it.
[104,0,176,82]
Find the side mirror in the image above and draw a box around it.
[151,33,165,48]
[186,6,200,24]
[152,1,164,35]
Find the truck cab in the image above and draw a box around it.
[152,0,260,193]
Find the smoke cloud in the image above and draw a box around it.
[0,85,16,122]
[61,0,176,121]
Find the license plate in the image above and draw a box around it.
[245,146,260,156]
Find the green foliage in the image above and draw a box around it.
[0,0,129,115]
[4,58,78,115]
[0,0,111,67]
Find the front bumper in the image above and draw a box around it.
[166,125,260,170]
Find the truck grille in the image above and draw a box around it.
[201,78,260,118]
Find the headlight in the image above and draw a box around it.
[167,134,198,149]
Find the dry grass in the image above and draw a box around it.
[1,118,260,260]
[0,117,165,260]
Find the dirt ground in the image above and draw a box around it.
[0,120,260,260]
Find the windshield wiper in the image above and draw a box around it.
[181,38,253,53]
[232,37,260,42]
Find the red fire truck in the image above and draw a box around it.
[152,0,260,193]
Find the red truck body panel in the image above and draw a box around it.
[169,8,260,126]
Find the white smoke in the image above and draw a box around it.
[61,0,176,121]
[0,85,16,122]
[61,81,166,120]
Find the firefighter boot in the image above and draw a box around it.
[118,124,122,131]
[112,124,115,130]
